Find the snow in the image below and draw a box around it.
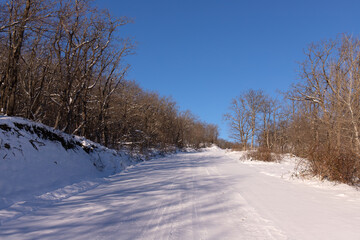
[1,145,360,239]
[0,116,137,210]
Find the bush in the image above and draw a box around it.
[307,146,360,185]
[230,143,245,151]
[247,148,281,162]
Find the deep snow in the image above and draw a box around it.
[0,116,138,211]
[1,146,360,239]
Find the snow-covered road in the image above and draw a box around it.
[1,147,360,239]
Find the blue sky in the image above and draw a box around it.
[95,0,360,140]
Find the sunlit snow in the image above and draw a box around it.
[1,142,360,239]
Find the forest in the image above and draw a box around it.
[0,0,219,152]
[225,36,360,184]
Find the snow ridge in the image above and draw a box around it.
[0,116,138,212]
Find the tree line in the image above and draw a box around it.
[225,35,360,185]
[0,0,218,151]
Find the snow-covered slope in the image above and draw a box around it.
[0,116,137,210]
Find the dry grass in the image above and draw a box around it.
[240,148,282,162]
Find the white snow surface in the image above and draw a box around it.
[1,145,360,239]
[0,116,137,210]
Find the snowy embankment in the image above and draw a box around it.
[0,116,138,211]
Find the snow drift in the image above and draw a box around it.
[0,116,137,209]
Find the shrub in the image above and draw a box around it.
[247,148,281,162]
[230,143,245,151]
[307,146,360,185]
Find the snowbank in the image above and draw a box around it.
[0,116,137,209]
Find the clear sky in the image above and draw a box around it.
[95,0,360,140]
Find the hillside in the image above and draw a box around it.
[0,116,138,210]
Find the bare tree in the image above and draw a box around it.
[0,0,219,154]
[244,89,266,150]
[290,35,360,156]
[224,96,250,150]
[288,35,360,183]
[0,0,51,115]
